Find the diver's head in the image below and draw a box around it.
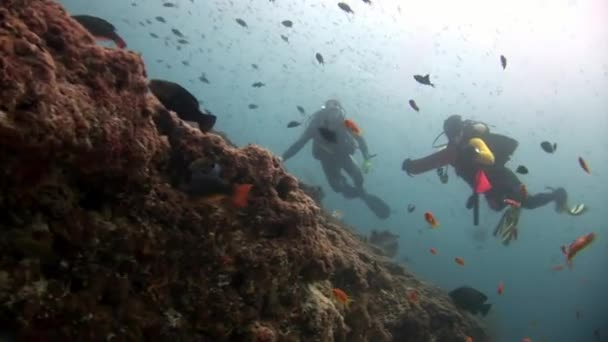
[443,115,464,143]
[323,99,346,119]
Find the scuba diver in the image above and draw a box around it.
[401,115,585,244]
[281,99,391,219]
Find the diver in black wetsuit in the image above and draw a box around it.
[402,115,586,244]
[281,99,390,219]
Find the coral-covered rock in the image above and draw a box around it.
[0,1,490,341]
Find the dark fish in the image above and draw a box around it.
[184,159,252,208]
[148,79,216,132]
[72,15,127,48]
[413,74,435,87]
[500,55,507,69]
[362,0,371,3]
[281,20,293,28]
[315,52,324,65]
[408,99,419,111]
[182,60,189,66]
[155,16,166,23]
[177,39,189,44]
[338,2,354,14]
[248,104,258,109]
[149,32,159,38]
[318,127,337,143]
[199,74,209,84]
[449,286,492,317]
[296,106,305,115]
[540,141,557,153]
[251,64,259,69]
[280,34,289,43]
[252,82,265,88]
[235,18,248,28]
[171,28,184,37]
[516,165,528,174]
[163,2,176,7]
[287,121,301,128]
[407,204,415,213]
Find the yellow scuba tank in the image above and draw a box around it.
[468,138,495,166]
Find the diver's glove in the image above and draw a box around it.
[493,206,520,246]
[401,158,413,176]
[361,154,377,174]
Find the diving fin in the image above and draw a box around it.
[361,193,390,219]
[567,203,587,216]
[494,206,520,245]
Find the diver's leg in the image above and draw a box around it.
[524,188,566,210]
[482,166,521,211]
[319,158,347,194]
[341,155,364,198]
[489,167,568,211]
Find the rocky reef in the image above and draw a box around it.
[0,1,489,341]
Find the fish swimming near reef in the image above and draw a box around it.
[500,55,507,69]
[332,288,353,307]
[540,141,557,153]
[281,20,293,28]
[449,286,492,316]
[516,165,528,174]
[413,74,435,87]
[408,99,419,112]
[315,52,325,65]
[578,156,591,174]
[72,15,127,48]
[235,18,248,28]
[338,2,354,14]
[424,211,439,228]
[148,79,217,132]
[183,159,252,208]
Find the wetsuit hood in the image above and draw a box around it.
[444,115,464,142]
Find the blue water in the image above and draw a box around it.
[58,0,608,341]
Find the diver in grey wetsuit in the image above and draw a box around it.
[282,99,390,219]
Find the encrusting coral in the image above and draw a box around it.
[0,0,489,341]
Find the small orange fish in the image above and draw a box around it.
[424,211,439,228]
[406,289,419,303]
[344,119,362,136]
[465,336,473,342]
[430,247,438,255]
[332,288,353,307]
[551,264,564,271]
[562,232,596,267]
[454,256,465,266]
[522,338,532,342]
[504,198,521,208]
[497,280,504,295]
[578,157,591,174]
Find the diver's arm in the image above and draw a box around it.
[354,135,371,160]
[281,112,318,161]
[402,146,456,176]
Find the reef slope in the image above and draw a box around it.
[0,1,488,341]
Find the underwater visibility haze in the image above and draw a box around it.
[18,0,608,340]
